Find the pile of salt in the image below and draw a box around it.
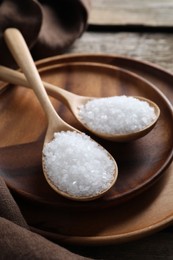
[43,131,115,197]
[79,95,157,135]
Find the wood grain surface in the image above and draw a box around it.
[89,0,173,27]
[68,32,173,74]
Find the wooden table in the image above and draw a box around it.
[64,1,173,259]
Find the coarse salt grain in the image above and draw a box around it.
[79,95,157,135]
[43,131,115,197]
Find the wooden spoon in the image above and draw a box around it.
[0,63,160,142]
[4,28,118,201]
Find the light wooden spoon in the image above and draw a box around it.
[4,28,118,201]
[0,63,160,142]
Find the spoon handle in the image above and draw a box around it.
[0,64,79,110]
[4,28,58,124]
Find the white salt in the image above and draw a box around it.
[43,131,115,198]
[79,95,157,135]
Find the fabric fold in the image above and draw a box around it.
[0,177,28,228]
[32,0,91,59]
[0,0,91,67]
[0,0,42,67]
[0,177,91,259]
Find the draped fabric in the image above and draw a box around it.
[0,0,91,67]
[0,177,91,259]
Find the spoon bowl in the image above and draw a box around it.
[0,63,160,142]
[4,28,118,201]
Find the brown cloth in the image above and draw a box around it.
[0,0,92,258]
[0,0,91,67]
[0,177,91,259]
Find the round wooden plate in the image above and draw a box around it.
[27,162,173,245]
[0,61,172,210]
